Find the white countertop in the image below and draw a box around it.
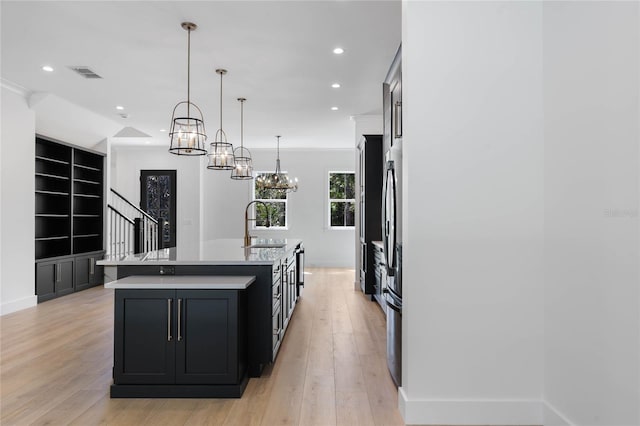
[104,275,256,289]
[98,238,302,266]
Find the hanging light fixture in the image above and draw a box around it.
[168,22,207,156]
[231,98,254,180]
[207,69,235,170]
[256,136,299,193]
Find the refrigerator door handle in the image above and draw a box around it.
[385,293,402,313]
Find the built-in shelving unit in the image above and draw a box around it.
[35,136,105,302]
[35,140,72,260]
[72,148,104,255]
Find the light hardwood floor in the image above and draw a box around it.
[1,268,404,426]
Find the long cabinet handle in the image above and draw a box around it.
[89,258,95,275]
[177,298,183,341]
[394,100,402,138]
[167,299,172,341]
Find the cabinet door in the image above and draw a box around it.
[56,259,74,296]
[89,252,105,286]
[175,290,239,385]
[113,289,175,385]
[74,254,91,291]
[36,262,56,302]
[75,254,104,290]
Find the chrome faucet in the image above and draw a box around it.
[244,200,271,247]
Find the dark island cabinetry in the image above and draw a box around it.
[109,279,252,398]
[35,136,105,302]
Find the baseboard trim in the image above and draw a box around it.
[1,295,37,316]
[399,387,542,425]
[543,400,573,426]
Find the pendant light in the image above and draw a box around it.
[230,97,254,180]
[207,69,235,170]
[168,22,207,156]
[256,136,299,193]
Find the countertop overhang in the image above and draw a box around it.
[104,275,256,290]
[97,238,302,266]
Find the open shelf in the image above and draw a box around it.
[36,236,70,241]
[74,178,101,185]
[36,155,69,165]
[36,172,69,180]
[36,190,69,196]
[74,163,101,172]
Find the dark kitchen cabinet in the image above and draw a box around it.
[35,135,105,302]
[383,45,402,155]
[114,289,175,385]
[74,251,105,291]
[112,288,247,396]
[35,257,74,302]
[357,134,383,296]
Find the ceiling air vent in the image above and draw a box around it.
[68,66,103,79]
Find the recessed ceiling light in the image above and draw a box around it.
[331,106,339,111]
[42,65,54,72]
[331,83,341,88]
[333,47,344,55]
[160,129,166,132]
[116,106,124,110]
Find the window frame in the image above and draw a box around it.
[252,170,289,230]
[328,170,356,230]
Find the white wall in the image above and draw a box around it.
[110,146,202,250]
[201,148,356,268]
[543,2,640,426]
[1,85,37,314]
[401,2,544,424]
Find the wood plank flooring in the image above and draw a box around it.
[1,268,404,426]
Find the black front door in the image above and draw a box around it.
[140,170,176,248]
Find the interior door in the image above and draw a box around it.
[140,170,176,248]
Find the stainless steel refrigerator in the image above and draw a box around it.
[382,139,402,387]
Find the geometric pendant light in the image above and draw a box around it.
[168,22,207,156]
[207,69,235,170]
[230,97,254,180]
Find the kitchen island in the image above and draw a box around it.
[98,238,304,398]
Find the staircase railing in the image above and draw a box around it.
[107,188,162,256]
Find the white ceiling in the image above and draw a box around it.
[1,1,401,149]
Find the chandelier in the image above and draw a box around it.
[231,97,254,180]
[207,69,235,170]
[256,136,298,193]
[168,22,207,156]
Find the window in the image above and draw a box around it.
[253,172,288,228]
[329,172,355,228]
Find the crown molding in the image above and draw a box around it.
[0,78,32,98]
